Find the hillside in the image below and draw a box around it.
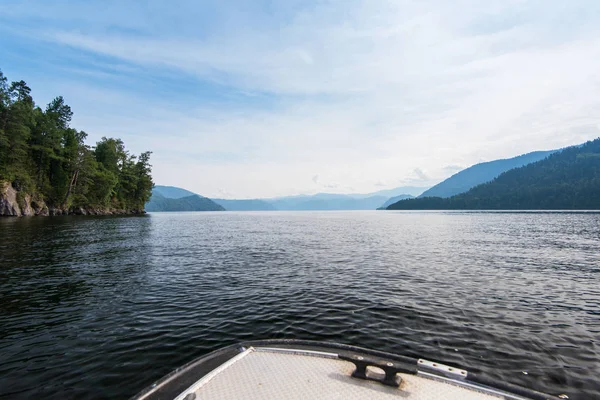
[153,185,196,199]
[151,186,276,210]
[145,192,224,212]
[211,199,276,211]
[419,150,556,198]
[378,194,414,209]
[349,186,428,198]
[387,139,600,210]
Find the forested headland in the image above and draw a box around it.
[387,138,600,210]
[0,69,153,216]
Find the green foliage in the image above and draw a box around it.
[387,139,600,210]
[0,69,153,211]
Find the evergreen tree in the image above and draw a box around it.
[0,71,10,175]
[0,68,154,212]
[4,80,35,189]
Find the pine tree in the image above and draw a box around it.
[0,69,154,213]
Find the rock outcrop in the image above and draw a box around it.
[0,182,21,216]
[1,181,145,217]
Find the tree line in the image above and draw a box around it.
[0,69,153,211]
[388,138,600,210]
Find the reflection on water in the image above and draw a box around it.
[1,211,599,399]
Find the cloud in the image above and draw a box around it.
[216,188,234,198]
[413,168,429,181]
[2,0,600,197]
[443,165,464,174]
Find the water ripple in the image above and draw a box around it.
[1,211,599,399]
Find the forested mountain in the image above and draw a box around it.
[0,69,153,216]
[150,185,275,211]
[211,198,276,211]
[378,194,414,209]
[387,139,600,210]
[153,185,196,199]
[419,150,556,198]
[145,191,224,212]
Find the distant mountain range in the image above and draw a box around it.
[146,185,426,211]
[150,187,276,211]
[347,186,429,198]
[146,188,224,212]
[263,187,426,210]
[148,141,593,213]
[268,193,388,210]
[378,194,414,209]
[221,146,580,210]
[388,138,600,210]
[419,150,557,198]
[211,198,276,211]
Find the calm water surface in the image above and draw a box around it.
[1,211,599,399]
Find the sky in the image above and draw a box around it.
[1,0,600,198]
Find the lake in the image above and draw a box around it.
[1,211,599,399]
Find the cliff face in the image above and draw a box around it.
[0,182,19,215]
[0,182,40,216]
[0,182,145,217]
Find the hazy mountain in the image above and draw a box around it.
[419,150,557,198]
[146,191,224,212]
[149,185,428,211]
[378,194,414,209]
[387,139,600,210]
[262,186,429,210]
[350,186,429,198]
[152,185,197,199]
[212,199,276,211]
[268,194,389,210]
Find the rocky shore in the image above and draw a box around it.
[1,182,145,217]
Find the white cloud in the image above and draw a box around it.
[4,0,600,197]
[413,168,429,181]
[443,165,464,174]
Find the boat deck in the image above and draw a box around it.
[174,347,511,400]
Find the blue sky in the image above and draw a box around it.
[1,0,600,198]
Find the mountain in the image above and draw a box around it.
[148,185,428,211]
[419,150,557,198]
[349,186,429,198]
[378,194,414,209]
[267,194,389,210]
[262,186,428,210]
[152,185,197,199]
[145,191,225,212]
[212,199,276,211]
[387,139,600,210]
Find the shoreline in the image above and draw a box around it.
[1,181,145,217]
